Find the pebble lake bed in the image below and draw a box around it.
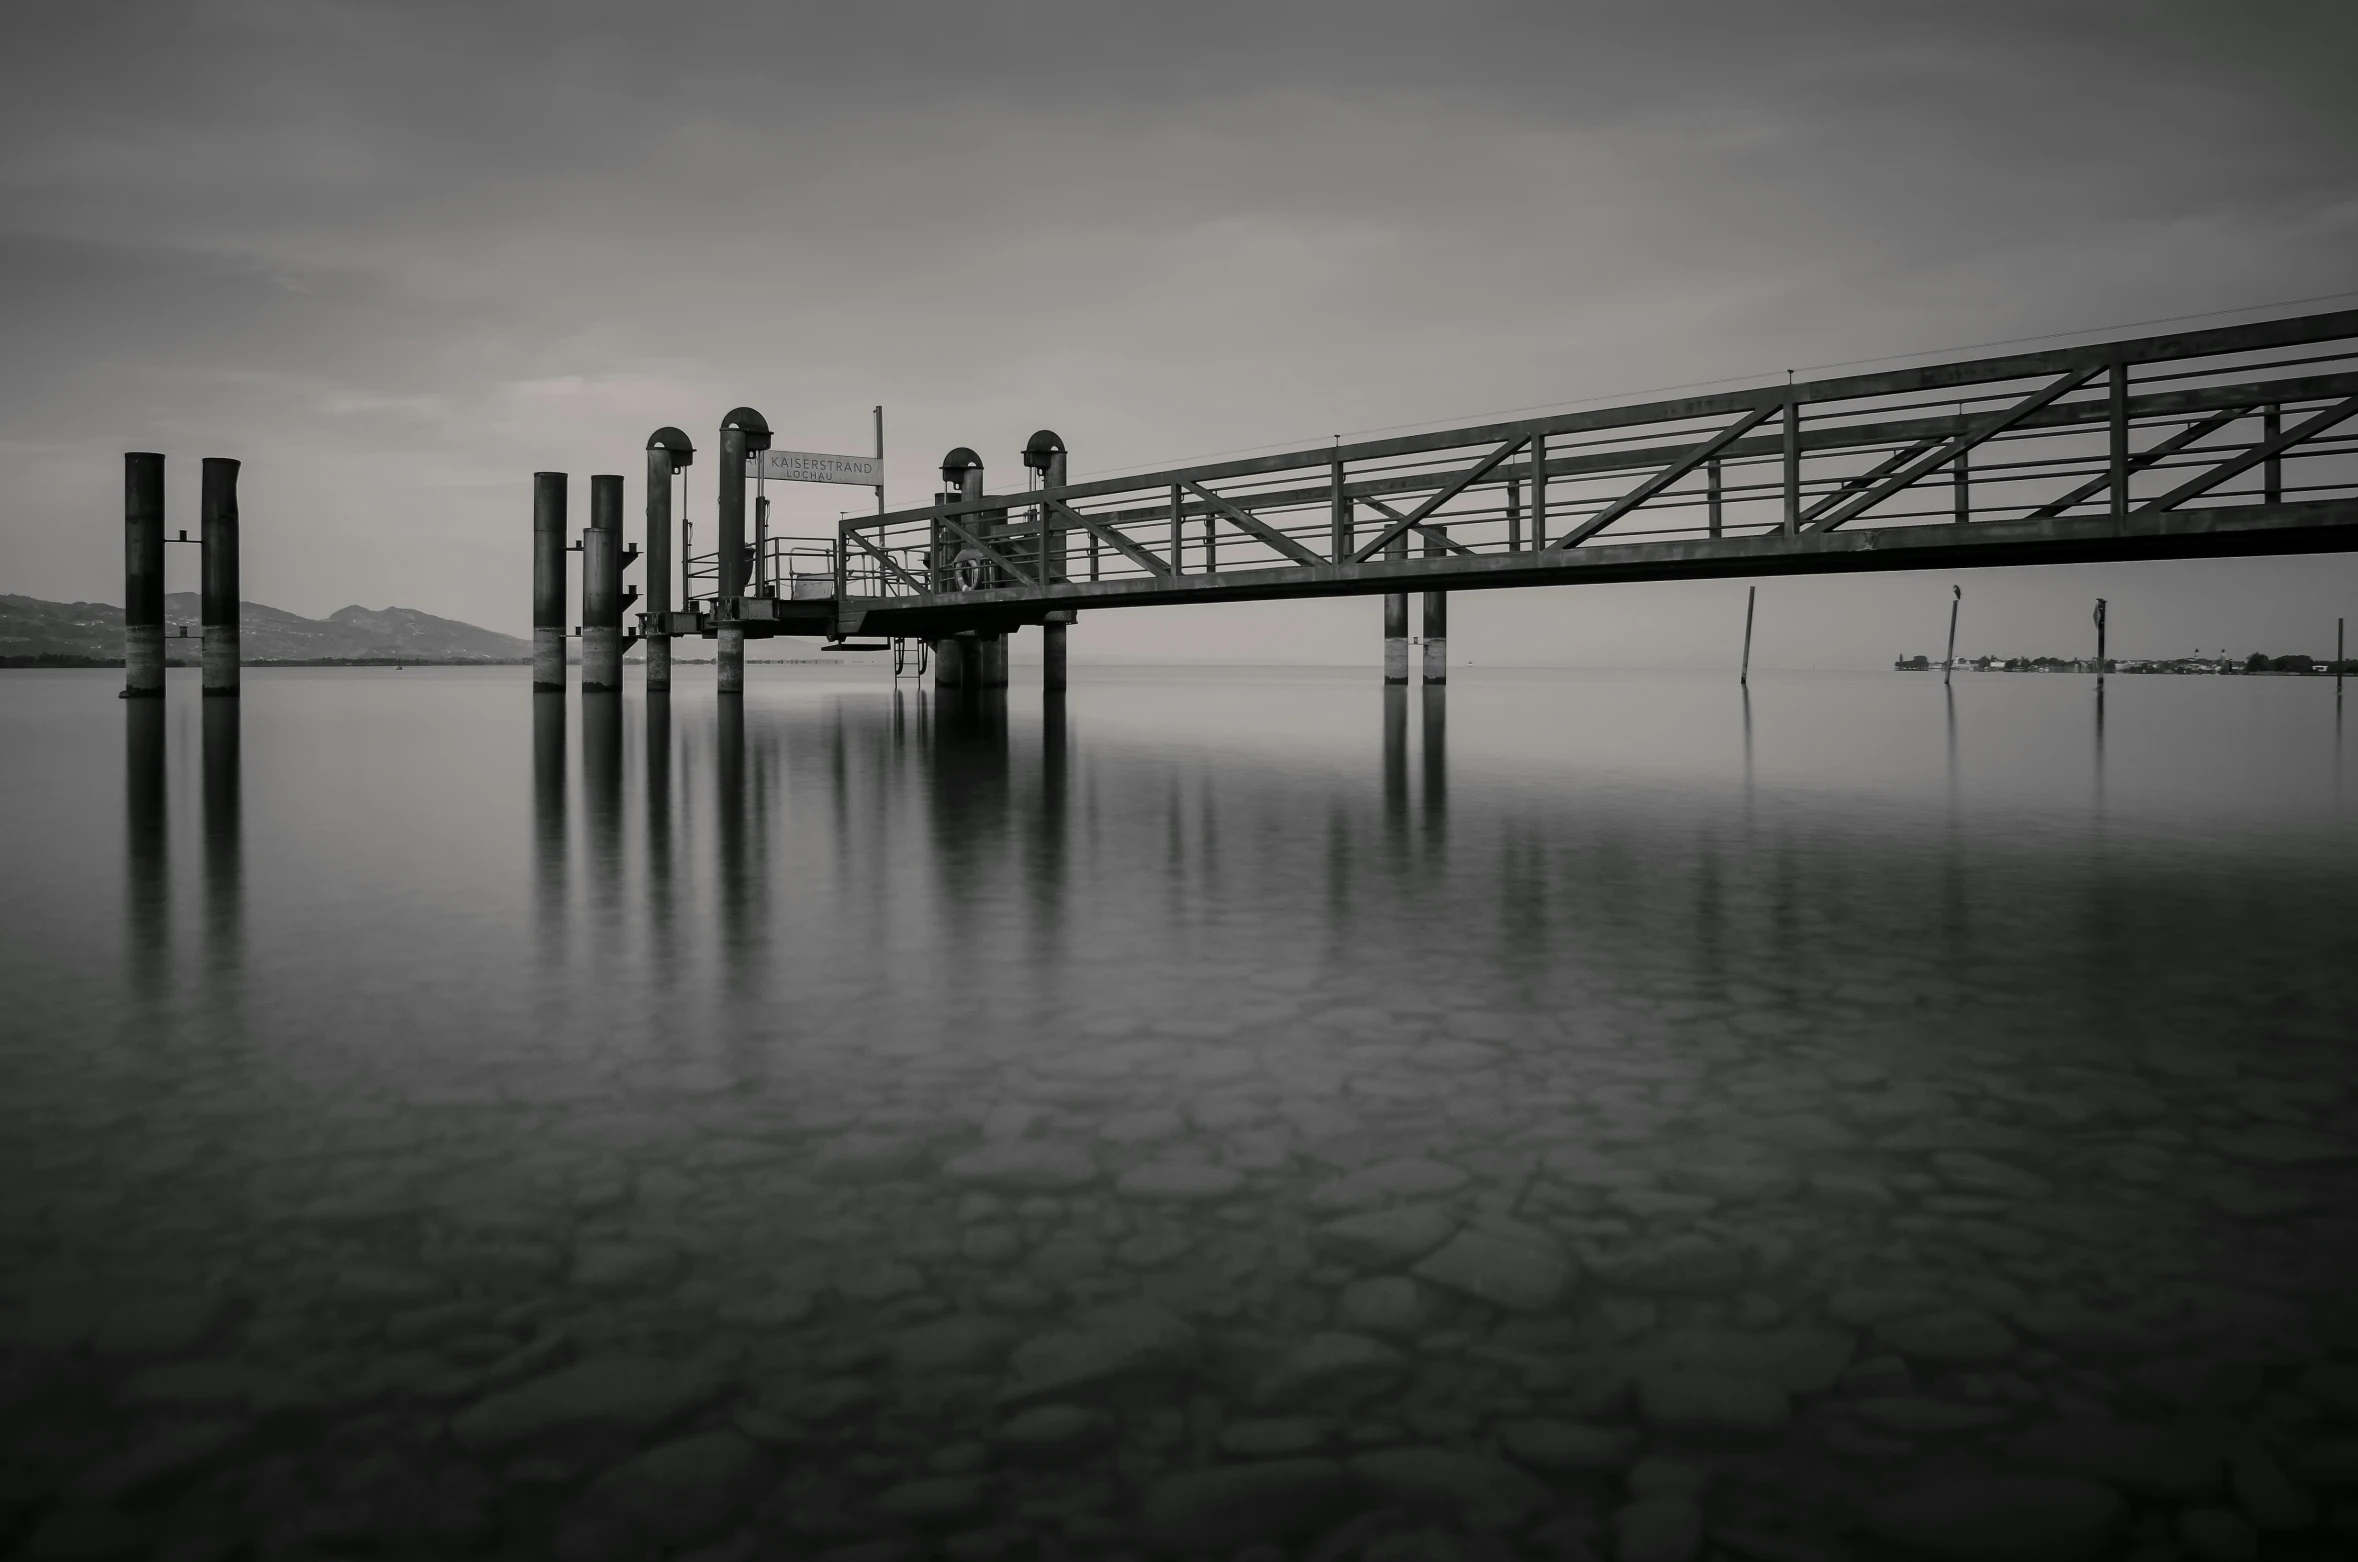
[1,664,2354,1562]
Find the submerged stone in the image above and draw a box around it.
[450,1356,729,1452]
[1136,1460,1353,1556]
[1000,1302,1196,1402]
[1865,1475,2126,1562]
[1410,1226,1572,1313]
[942,1141,1099,1192]
[1312,1204,1458,1270]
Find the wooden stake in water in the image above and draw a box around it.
[2094,597,2107,677]
[1740,585,1756,685]
[1944,585,1962,686]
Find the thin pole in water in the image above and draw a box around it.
[1944,584,1962,686]
[2094,597,2107,681]
[1740,585,1755,685]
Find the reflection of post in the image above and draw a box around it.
[645,690,675,974]
[1382,685,1408,844]
[1031,685,1070,964]
[533,692,566,954]
[582,685,622,918]
[716,696,749,989]
[126,699,168,1000]
[201,698,241,978]
[1420,684,1446,839]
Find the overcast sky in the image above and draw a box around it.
[4,1,2354,666]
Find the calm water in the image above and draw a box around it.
[2,664,2355,1562]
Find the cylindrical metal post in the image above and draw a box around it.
[716,408,769,696]
[123,453,166,699]
[200,458,241,697]
[978,633,1009,689]
[1043,614,1069,692]
[1383,526,1409,685]
[532,472,567,691]
[1782,390,1801,535]
[644,428,692,696]
[1421,528,1447,685]
[582,473,623,691]
[1027,432,1071,693]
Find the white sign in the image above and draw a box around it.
[746,449,882,486]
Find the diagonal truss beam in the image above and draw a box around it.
[1362,499,1479,557]
[1045,497,1171,579]
[1183,480,1327,566]
[1813,365,2105,532]
[845,526,927,593]
[1800,434,1946,525]
[1351,434,1529,563]
[1550,404,1779,551]
[2138,396,2358,513]
[2028,404,2248,520]
[935,512,1036,586]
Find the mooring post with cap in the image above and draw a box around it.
[581,474,624,692]
[716,408,770,697]
[934,448,985,691]
[199,458,241,697]
[532,472,567,691]
[643,428,692,695]
[123,453,166,699]
[1025,430,1071,693]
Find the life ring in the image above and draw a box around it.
[951,548,992,591]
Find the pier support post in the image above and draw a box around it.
[1382,525,1410,684]
[934,635,969,689]
[717,408,771,697]
[200,458,241,697]
[1383,593,1409,684]
[977,633,1009,689]
[1027,431,1071,693]
[1043,612,1072,692]
[123,453,166,699]
[1421,529,1447,686]
[532,472,567,691]
[644,428,692,696]
[582,474,623,692]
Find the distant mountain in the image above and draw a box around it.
[0,592,530,665]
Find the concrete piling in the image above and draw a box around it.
[717,408,771,697]
[1383,525,1409,685]
[123,453,166,699]
[200,458,241,697]
[532,472,568,691]
[1421,530,1447,686]
[1043,612,1072,692]
[1027,431,1071,693]
[582,474,624,692]
[643,428,693,695]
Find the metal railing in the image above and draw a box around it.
[838,310,2358,608]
